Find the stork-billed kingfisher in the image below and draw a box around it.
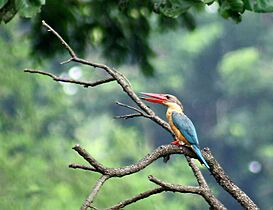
[141,92,210,170]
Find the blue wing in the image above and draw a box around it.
[172,111,210,170]
[171,111,199,146]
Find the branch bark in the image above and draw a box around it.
[204,148,258,210]
[81,175,110,210]
[106,187,165,210]
[72,144,196,177]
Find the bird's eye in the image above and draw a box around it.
[166,95,170,99]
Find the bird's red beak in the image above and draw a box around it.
[141,92,167,104]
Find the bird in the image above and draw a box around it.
[141,92,210,170]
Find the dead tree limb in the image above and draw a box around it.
[203,148,258,210]
[81,175,110,210]
[24,21,259,210]
[105,187,165,210]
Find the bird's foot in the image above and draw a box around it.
[170,140,181,146]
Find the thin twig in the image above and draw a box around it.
[81,175,110,210]
[116,101,147,115]
[115,101,151,119]
[60,57,73,64]
[42,20,77,58]
[69,163,99,172]
[114,113,143,119]
[186,157,209,188]
[24,69,115,88]
[72,144,106,173]
[148,175,202,193]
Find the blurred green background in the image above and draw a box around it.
[1,1,273,210]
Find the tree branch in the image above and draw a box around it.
[24,69,115,88]
[81,175,110,210]
[186,156,209,188]
[40,20,173,134]
[72,144,106,173]
[116,101,149,115]
[114,113,143,119]
[149,175,226,209]
[73,144,196,177]
[203,148,259,210]
[148,175,201,193]
[42,20,77,58]
[106,187,165,210]
[69,163,99,172]
[115,101,151,119]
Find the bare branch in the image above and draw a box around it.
[186,157,209,188]
[24,69,115,88]
[69,163,99,172]
[149,175,226,210]
[60,57,73,64]
[116,101,147,114]
[148,175,201,194]
[73,144,197,177]
[42,20,77,58]
[81,175,110,210]
[72,144,106,173]
[115,101,151,119]
[203,148,259,210]
[114,113,143,119]
[106,187,165,210]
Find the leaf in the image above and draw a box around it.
[229,0,244,12]
[245,0,273,12]
[218,0,242,22]
[16,0,45,18]
[203,0,214,4]
[154,0,202,18]
[0,0,18,23]
[218,1,231,19]
[0,0,9,8]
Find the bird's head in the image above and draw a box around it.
[141,92,183,111]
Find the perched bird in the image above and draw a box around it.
[141,92,210,170]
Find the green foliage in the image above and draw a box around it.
[1,0,273,75]
[244,0,273,13]
[153,0,202,18]
[219,47,260,96]
[0,0,45,23]
[29,0,158,75]
[155,0,273,22]
[18,0,45,17]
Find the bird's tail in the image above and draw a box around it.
[192,145,210,170]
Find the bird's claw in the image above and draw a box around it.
[171,140,181,146]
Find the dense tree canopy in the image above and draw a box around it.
[1,0,273,74]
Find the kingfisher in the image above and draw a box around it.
[141,92,210,170]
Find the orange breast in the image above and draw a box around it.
[166,110,190,145]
